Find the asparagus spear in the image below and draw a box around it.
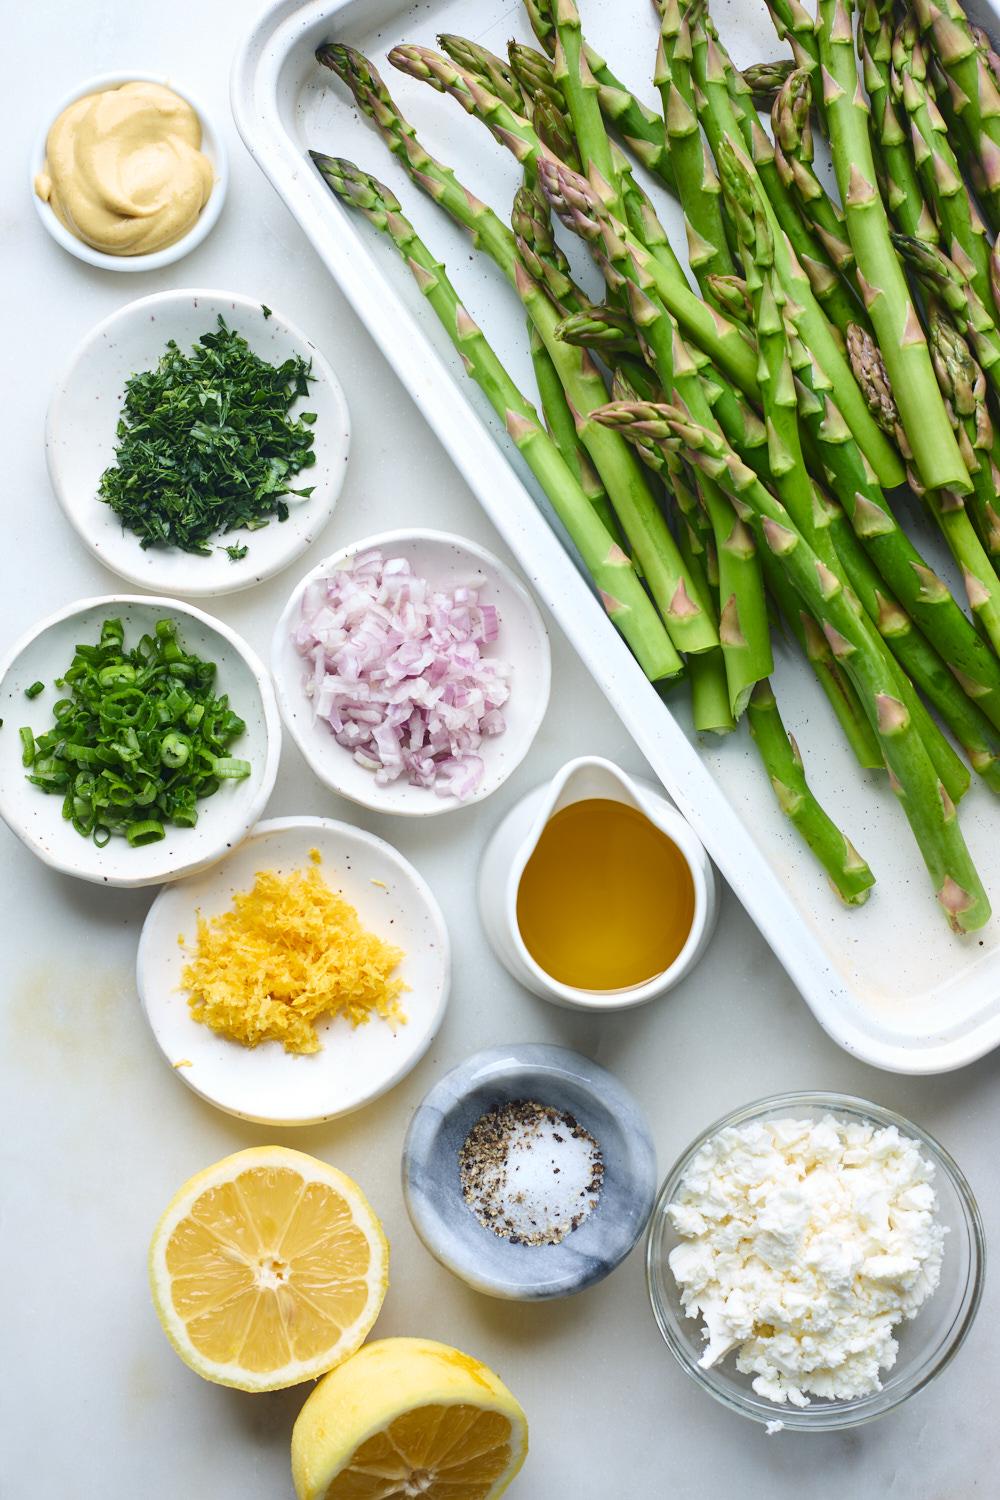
[743,59,798,101]
[771,69,863,284]
[655,0,736,292]
[310,153,680,681]
[911,0,1000,230]
[765,0,828,129]
[664,469,738,733]
[689,14,906,487]
[858,1,941,244]
[892,16,993,314]
[507,41,564,110]
[747,679,877,904]
[927,301,1000,561]
[815,0,971,496]
[554,306,645,359]
[550,0,625,218]
[528,321,623,543]
[437,34,523,112]
[893,230,1000,404]
[387,44,551,187]
[510,185,589,315]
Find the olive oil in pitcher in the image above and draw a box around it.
[515,798,696,990]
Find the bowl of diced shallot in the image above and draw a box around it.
[270,529,551,815]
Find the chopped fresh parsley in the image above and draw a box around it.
[97,316,317,556]
[225,542,249,562]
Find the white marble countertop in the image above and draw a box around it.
[2,2,998,1495]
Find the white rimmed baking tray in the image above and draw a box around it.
[232,0,1000,1073]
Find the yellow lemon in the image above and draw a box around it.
[149,1146,389,1392]
[291,1336,528,1500]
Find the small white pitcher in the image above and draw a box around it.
[478,756,718,1011]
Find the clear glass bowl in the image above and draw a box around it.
[645,1092,984,1431]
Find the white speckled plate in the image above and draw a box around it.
[136,815,451,1124]
[45,289,350,596]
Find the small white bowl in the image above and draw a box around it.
[30,71,228,271]
[45,289,351,597]
[137,816,451,1124]
[271,529,551,816]
[0,595,281,888]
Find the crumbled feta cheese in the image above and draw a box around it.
[666,1114,947,1406]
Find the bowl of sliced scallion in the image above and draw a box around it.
[0,595,281,886]
[45,289,351,597]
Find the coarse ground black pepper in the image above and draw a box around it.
[458,1098,604,1246]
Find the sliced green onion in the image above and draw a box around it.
[25,681,45,699]
[126,819,165,846]
[211,757,251,779]
[21,615,251,848]
[160,733,191,769]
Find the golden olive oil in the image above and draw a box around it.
[515,798,696,990]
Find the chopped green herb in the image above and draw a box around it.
[261,304,273,319]
[25,681,45,699]
[225,542,249,561]
[97,316,317,556]
[21,616,251,846]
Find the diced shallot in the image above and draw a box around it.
[296,550,513,798]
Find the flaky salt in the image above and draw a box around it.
[459,1099,604,1246]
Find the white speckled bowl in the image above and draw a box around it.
[646,1093,985,1431]
[0,595,280,887]
[402,1044,657,1300]
[45,289,350,596]
[271,530,551,816]
[30,71,228,270]
[137,816,450,1124]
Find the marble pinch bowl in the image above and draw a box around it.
[30,71,228,271]
[271,529,551,817]
[0,594,280,888]
[402,1043,657,1300]
[137,816,451,1125]
[45,288,350,597]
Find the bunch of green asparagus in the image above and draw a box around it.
[307,0,1000,933]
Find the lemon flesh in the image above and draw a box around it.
[149,1146,389,1392]
[291,1336,528,1500]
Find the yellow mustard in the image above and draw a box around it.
[35,81,214,256]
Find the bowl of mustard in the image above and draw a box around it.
[30,71,228,270]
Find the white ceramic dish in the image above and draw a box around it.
[30,71,228,271]
[45,289,351,597]
[271,528,551,816]
[233,0,1000,1073]
[0,595,280,888]
[137,815,450,1124]
[478,759,717,1011]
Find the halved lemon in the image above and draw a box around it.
[291,1336,528,1500]
[148,1146,389,1391]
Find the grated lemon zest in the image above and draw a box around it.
[180,864,408,1055]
